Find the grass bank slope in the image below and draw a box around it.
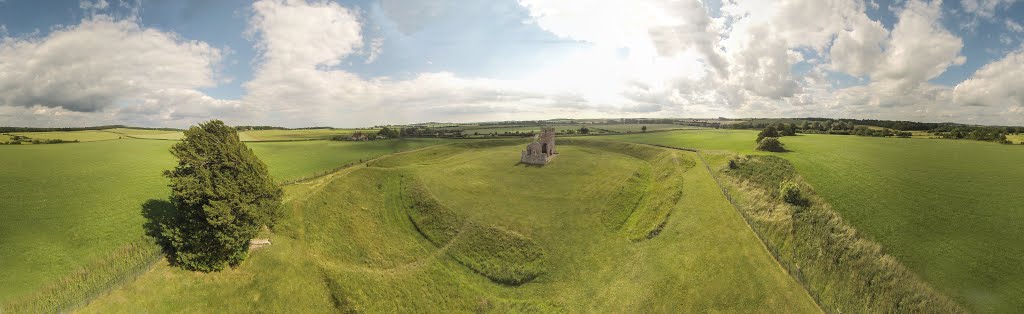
[608,129,1024,311]
[720,154,961,313]
[83,141,817,312]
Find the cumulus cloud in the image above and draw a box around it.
[954,49,1024,108]
[243,0,592,126]
[1,0,1021,127]
[0,15,223,113]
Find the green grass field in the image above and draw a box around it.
[0,138,450,306]
[105,128,183,140]
[247,138,448,182]
[607,129,1024,312]
[237,128,375,141]
[80,141,818,312]
[0,140,174,301]
[463,123,698,135]
[8,130,122,142]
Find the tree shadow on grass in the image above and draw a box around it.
[141,199,178,256]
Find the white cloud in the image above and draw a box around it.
[961,0,1018,18]
[79,0,109,10]
[0,15,224,112]
[954,49,1024,109]
[875,0,965,90]
[1007,19,1024,32]
[365,37,384,64]
[242,0,592,126]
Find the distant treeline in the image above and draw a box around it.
[0,134,79,145]
[233,126,336,131]
[733,118,1019,144]
[0,125,180,132]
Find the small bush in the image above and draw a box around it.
[779,181,805,206]
[756,137,786,152]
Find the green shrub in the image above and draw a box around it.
[779,181,804,206]
[756,137,786,152]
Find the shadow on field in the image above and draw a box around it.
[141,199,178,255]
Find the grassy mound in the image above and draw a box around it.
[721,155,962,313]
[402,175,546,285]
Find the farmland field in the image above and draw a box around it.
[247,138,450,181]
[608,129,1024,312]
[463,123,698,135]
[237,128,376,141]
[0,138,450,305]
[81,141,818,312]
[105,128,183,140]
[1007,134,1024,144]
[8,130,122,142]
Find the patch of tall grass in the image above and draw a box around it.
[721,155,962,313]
[1,238,161,313]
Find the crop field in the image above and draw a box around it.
[607,129,1024,312]
[8,130,122,142]
[1007,134,1024,144]
[81,141,817,312]
[236,128,375,141]
[0,138,450,307]
[105,128,183,140]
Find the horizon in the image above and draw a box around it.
[1,116,1017,130]
[1,0,1023,128]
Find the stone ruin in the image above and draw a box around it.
[520,127,557,165]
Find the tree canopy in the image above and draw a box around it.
[160,120,283,272]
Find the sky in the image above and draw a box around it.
[0,0,1022,128]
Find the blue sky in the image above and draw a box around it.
[0,0,1023,127]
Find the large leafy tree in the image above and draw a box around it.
[161,120,283,271]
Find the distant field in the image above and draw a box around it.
[247,138,449,181]
[106,128,183,140]
[593,123,700,133]
[237,128,376,141]
[462,125,592,135]
[608,129,1024,312]
[463,123,697,135]
[1007,134,1024,144]
[83,142,817,312]
[8,130,121,142]
[0,138,449,305]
